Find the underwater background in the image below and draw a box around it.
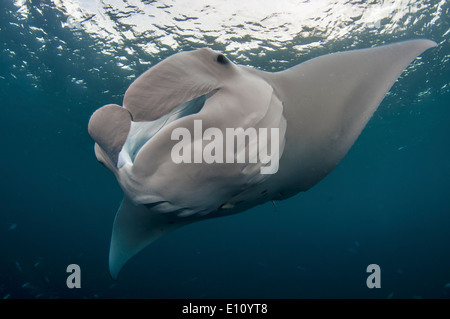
[0,0,449,299]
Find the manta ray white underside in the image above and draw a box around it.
[88,39,437,279]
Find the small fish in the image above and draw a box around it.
[444,282,450,295]
[108,283,117,289]
[33,260,41,268]
[8,223,16,231]
[44,276,50,283]
[181,276,199,285]
[21,282,30,288]
[3,294,11,299]
[257,261,269,268]
[386,292,394,299]
[15,261,23,272]
[397,146,405,151]
[271,200,278,212]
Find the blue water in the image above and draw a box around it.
[0,0,449,299]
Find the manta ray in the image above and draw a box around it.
[88,39,437,279]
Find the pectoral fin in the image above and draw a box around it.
[254,39,437,191]
[109,196,189,279]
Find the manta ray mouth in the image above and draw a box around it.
[117,90,217,168]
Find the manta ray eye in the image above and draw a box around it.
[216,54,228,65]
